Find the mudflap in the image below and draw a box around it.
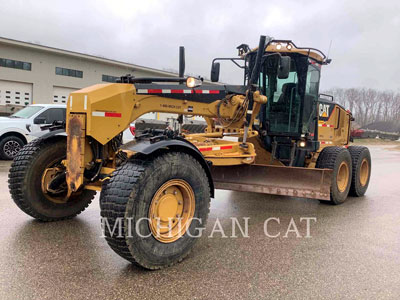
[211,164,332,201]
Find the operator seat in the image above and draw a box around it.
[277,83,296,109]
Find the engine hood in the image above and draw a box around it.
[0,117,25,123]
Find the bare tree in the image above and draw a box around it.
[322,87,400,128]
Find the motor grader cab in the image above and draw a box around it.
[9,35,371,270]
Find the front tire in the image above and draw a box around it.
[8,137,95,221]
[316,146,352,205]
[99,152,211,270]
[0,135,25,160]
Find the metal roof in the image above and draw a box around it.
[0,36,179,77]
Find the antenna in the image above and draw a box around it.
[326,40,333,64]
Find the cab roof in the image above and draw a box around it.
[246,39,328,65]
[30,103,66,108]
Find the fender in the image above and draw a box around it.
[0,126,27,137]
[0,127,29,143]
[121,138,215,198]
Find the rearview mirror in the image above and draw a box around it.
[211,62,220,82]
[278,56,291,79]
[264,54,291,79]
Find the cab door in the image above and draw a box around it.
[30,108,66,137]
[265,61,302,136]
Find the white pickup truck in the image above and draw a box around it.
[0,104,66,159]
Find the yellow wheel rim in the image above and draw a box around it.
[149,179,195,243]
[337,161,349,193]
[359,158,369,186]
[41,157,69,204]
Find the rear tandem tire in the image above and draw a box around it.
[316,146,352,205]
[99,152,211,270]
[8,137,96,221]
[348,146,371,197]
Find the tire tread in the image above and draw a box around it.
[348,145,370,197]
[99,152,211,270]
[8,138,94,221]
[316,146,352,204]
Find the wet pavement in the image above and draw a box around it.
[0,145,399,299]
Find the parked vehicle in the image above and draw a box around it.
[122,122,137,143]
[0,104,66,159]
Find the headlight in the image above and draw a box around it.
[186,77,203,88]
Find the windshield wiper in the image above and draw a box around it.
[9,116,21,118]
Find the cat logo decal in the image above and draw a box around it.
[319,104,330,118]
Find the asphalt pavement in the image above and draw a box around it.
[0,145,399,299]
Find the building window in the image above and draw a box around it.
[0,58,31,71]
[102,74,119,82]
[55,67,83,78]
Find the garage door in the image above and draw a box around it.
[53,86,77,104]
[0,80,33,106]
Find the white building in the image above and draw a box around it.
[0,37,178,112]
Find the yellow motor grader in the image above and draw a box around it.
[9,36,371,269]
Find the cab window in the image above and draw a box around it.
[302,64,321,133]
[265,58,302,134]
[306,64,320,97]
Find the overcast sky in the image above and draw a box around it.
[0,0,399,91]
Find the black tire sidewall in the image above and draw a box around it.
[21,138,94,219]
[0,135,25,160]
[125,153,210,267]
[349,147,371,197]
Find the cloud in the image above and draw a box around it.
[0,0,399,90]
